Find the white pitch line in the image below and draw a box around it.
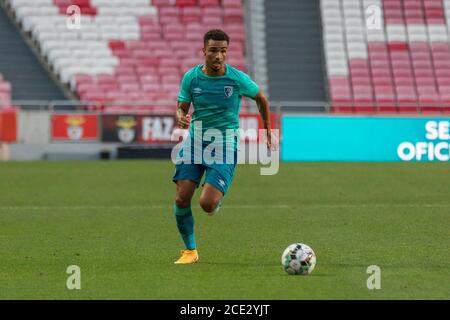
[0,203,449,211]
[227,204,450,209]
[0,205,168,211]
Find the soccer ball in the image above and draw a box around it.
[281,243,316,275]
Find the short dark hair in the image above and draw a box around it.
[203,29,230,46]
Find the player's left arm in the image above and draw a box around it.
[238,71,277,151]
[253,91,277,151]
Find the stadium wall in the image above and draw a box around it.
[7,110,118,160]
[4,110,450,162]
[5,110,271,161]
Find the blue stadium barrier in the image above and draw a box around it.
[282,116,450,162]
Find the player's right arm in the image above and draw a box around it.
[176,68,194,129]
[176,101,191,129]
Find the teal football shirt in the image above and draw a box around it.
[178,64,260,141]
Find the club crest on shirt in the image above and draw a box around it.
[224,86,233,98]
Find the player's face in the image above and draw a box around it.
[203,40,228,72]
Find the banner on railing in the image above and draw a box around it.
[0,108,17,142]
[101,114,175,144]
[48,113,274,144]
[100,113,275,144]
[282,116,450,162]
[51,114,98,141]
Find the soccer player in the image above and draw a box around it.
[172,29,274,264]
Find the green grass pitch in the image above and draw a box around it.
[0,160,449,299]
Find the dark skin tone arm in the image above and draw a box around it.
[254,91,277,151]
[176,101,191,129]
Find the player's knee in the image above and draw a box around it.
[200,202,215,214]
[199,198,217,214]
[175,196,191,209]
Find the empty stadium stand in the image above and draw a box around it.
[322,0,450,114]
[6,0,247,112]
[0,2,67,102]
[265,0,327,105]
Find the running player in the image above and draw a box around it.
[172,29,274,264]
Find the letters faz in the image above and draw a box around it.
[142,116,174,142]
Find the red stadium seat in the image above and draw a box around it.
[139,15,158,26]
[181,7,202,23]
[331,100,354,113]
[141,83,162,91]
[80,7,96,15]
[393,75,414,85]
[73,74,93,85]
[419,93,442,114]
[203,7,223,16]
[388,42,409,51]
[351,76,371,87]
[368,42,388,52]
[108,41,125,50]
[353,86,375,113]
[177,0,197,6]
[350,67,370,77]
[372,76,393,86]
[397,97,419,114]
[222,0,242,8]
[198,0,220,7]
[97,74,117,85]
[431,43,450,52]
[409,42,429,52]
[159,7,181,17]
[376,93,397,113]
[71,0,89,6]
[202,16,223,26]
[223,7,243,24]
[349,59,369,69]
[161,74,181,84]
[152,0,175,7]
[440,94,450,113]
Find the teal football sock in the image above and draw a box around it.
[173,204,196,250]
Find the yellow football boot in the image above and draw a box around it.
[174,249,199,264]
